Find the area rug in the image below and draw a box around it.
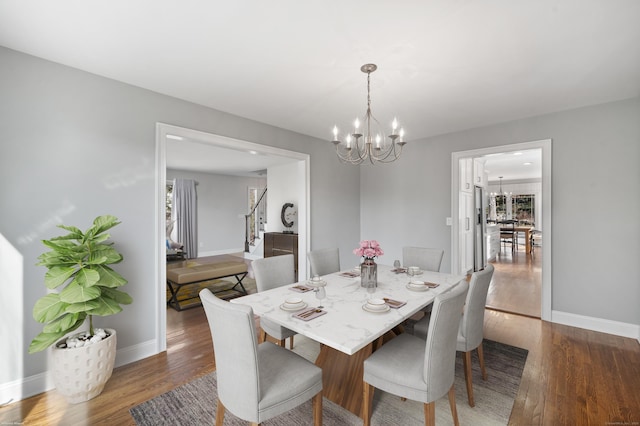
[130,338,527,425]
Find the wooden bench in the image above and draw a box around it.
[166,261,249,311]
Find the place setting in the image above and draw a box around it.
[406,279,440,292]
[362,298,390,313]
[289,284,314,293]
[339,265,361,278]
[280,296,308,311]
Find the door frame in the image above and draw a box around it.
[451,139,552,321]
[154,123,310,352]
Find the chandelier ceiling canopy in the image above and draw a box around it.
[331,64,405,165]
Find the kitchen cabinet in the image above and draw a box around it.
[460,158,473,193]
[474,159,487,188]
[486,224,500,261]
[459,192,474,273]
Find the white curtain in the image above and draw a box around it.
[172,178,198,259]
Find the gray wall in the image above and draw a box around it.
[166,169,266,255]
[361,97,640,325]
[0,46,360,387]
[1,44,638,397]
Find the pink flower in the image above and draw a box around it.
[354,240,384,260]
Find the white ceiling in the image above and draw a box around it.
[1,1,638,177]
[166,137,295,177]
[482,149,542,182]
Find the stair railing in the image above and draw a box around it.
[245,187,267,252]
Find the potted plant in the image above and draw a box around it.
[29,215,133,403]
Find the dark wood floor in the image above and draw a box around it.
[2,256,639,425]
[485,243,542,318]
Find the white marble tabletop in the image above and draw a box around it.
[231,264,465,355]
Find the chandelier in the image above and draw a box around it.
[331,64,405,164]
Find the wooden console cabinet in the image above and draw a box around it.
[264,232,298,281]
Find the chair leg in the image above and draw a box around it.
[215,399,225,426]
[463,350,475,407]
[289,335,294,350]
[312,391,322,426]
[448,385,460,426]
[477,343,488,380]
[261,330,267,344]
[362,381,374,426]
[278,338,286,347]
[423,401,436,426]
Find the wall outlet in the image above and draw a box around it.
[446,217,452,226]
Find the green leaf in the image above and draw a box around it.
[56,224,83,238]
[37,251,78,268]
[92,264,128,288]
[43,266,77,289]
[43,312,85,333]
[74,268,100,287]
[29,319,84,353]
[60,280,101,303]
[32,293,68,323]
[66,299,101,313]
[89,245,122,264]
[28,331,67,353]
[86,294,123,316]
[91,215,121,235]
[102,287,133,305]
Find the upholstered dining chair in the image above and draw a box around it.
[307,247,340,277]
[251,254,297,349]
[199,289,323,426]
[403,247,445,316]
[362,280,469,426]
[414,264,495,407]
[402,247,444,272]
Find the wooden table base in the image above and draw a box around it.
[314,333,395,418]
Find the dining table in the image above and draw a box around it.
[499,225,534,253]
[231,264,465,418]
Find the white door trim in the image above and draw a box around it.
[451,139,552,321]
[155,123,311,352]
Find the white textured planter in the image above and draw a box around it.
[51,328,117,404]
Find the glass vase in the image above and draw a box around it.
[360,258,378,288]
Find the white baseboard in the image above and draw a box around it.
[1,339,159,404]
[552,310,640,343]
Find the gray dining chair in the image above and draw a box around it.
[251,254,297,349]
[414,264,495,407]
[362,280,469,426]
[307,247,340,277]
[403,247,445,316]
[199,289,323,426]
[402,247,444,272]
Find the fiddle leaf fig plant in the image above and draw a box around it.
[29,215,133,353]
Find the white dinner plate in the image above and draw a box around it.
[408,270,424,276]
[362,304,390,313]
[280,302,308,311]
[406,283,429,292]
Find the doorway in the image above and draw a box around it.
[154,123,310,353]
[451,139,552,321]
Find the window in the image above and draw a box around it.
[166,181,174,222]
[512,194,535,224]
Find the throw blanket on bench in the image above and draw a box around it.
[166,260,248,311]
